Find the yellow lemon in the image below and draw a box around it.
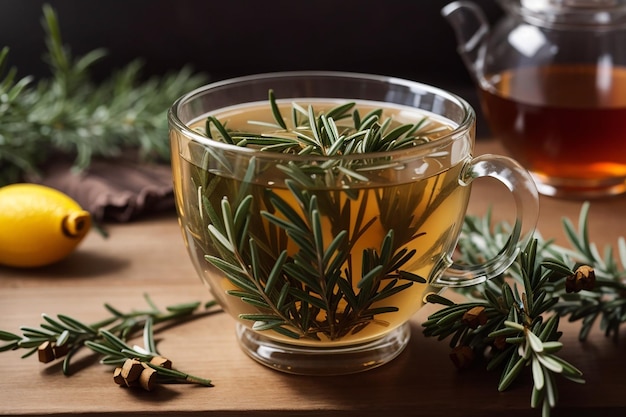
[0,183,91,268]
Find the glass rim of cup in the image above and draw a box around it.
[168,70,476,163]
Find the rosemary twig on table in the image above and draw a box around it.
[423,202,626,417]
[0,4,208,186]
[0,294,220,389]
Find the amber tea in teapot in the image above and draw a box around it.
[481,63,626,196]
[444,0,626,198]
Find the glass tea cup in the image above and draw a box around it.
[168,71,539,375]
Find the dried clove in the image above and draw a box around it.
[566,265,596,293]
[461,306,488,329]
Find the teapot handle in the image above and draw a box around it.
[441,1,490,84]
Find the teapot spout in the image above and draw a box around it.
[441,1,490,83]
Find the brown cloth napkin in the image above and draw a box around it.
[34,159,175,222]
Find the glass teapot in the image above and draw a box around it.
[442,0,626,198]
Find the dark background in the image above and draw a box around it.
[0,0,505,136]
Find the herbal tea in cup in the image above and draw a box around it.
[168,72,539,375]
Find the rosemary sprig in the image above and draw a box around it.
[423,239,584,417]
[455,202,626,341]
[549,203,626,341]
[205,184,427,340]
[86,322,213,387]
[0,294,219,388]
[423,202,626,417]
[189,89,458,341]
[203,89,444,185]
[0,4,207,186]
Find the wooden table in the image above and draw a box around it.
[1,140,625,416]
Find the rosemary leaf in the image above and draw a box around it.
[536,354,564,373]
[264,250,288,294]
[532,358,545,390]
[143,318,157,354]
[0,330,21,341]
[397,270,427,283]
[41,314,69,333]
[240,297,272,309]
[57,314,97,334]
[526,329,545,352]
[357,265,384,289]
[56,330,70,347]
[269,89,287,130]
[84,341,123,357]
[0,342,19,353]
[499,355,526,391]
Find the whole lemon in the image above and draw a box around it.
[0,183,91,268]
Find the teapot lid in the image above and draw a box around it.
[505,0,626,28]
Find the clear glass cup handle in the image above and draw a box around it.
[432,154,539,288]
